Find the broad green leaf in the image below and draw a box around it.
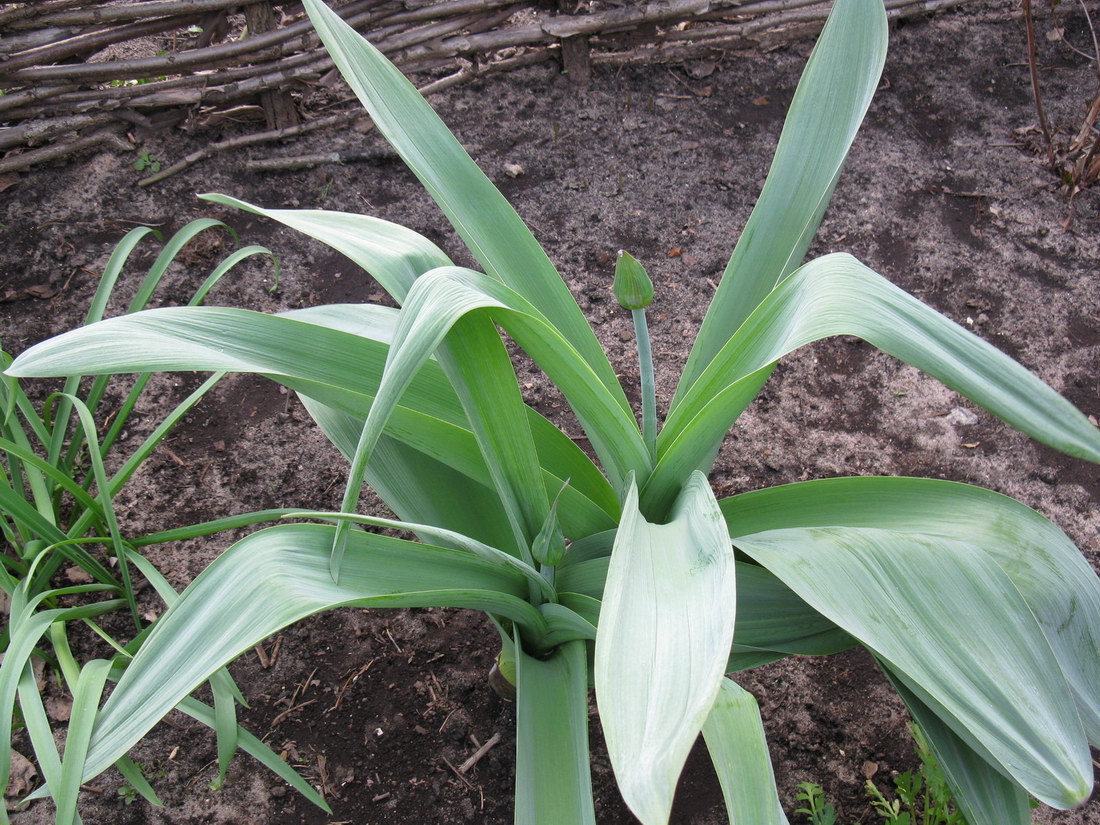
[701,679,789,825]
[737,526,1091,808]
[594,472,736,825]
[6,305,618,538]
[728,562,854,659]
[649,253,1100,513]
[300,0,628,414]
[515,640,595,825]
[286,304,616,526]
[300,396,525,553]
[202,194,446,303]
[720,476,1100,745]
[361,267,648,492]
[286,509,554,601]
[676,0,888,400]
[199,194,449,303]
[883,666,1031,825]
[79,523,547,783]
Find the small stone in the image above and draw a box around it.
[65,566,93,584]
[504,163,524,178]
[946,407,979,426]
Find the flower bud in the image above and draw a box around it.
[613,250,654,310]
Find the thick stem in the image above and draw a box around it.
[632,308,657,460]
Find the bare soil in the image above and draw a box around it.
[2,2,1099,824]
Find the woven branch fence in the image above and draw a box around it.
[0,0,968,184]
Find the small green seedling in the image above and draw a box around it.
[133,151,161,173]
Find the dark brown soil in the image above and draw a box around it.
[3,2,1099,823]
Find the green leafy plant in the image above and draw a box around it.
[132,151,160,173]
[796,782,840,825]
[0,224,319,824]
[864,726,968,825]
[798,726,971,825]
[6,0,1100,822]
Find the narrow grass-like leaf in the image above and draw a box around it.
[0,599,124,805]
[79,523,546,783]
[299,0,628,412]
[736,526,1091,808]
[595,472,736,825]
[676,0,887,400]
[14,666,68,816]
[55,659,112,825]
[114,755,162,807]
[174,696,330,811]
[720,476,1100,745]
[515,640,595,825]
[701,679,789,825]
[884,666,1031,825]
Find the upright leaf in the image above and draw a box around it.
[299,0,628,413]
[676,0,888,401]
[514,641,595,825]
[702,679,789,825]
[595,472,736,825]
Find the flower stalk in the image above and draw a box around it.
[613,251,657,459]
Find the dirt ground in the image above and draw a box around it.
[3,1,1099,823]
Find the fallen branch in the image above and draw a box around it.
[0,126,130,174]
[243,147,392,171]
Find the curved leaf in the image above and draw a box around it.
[6,305,617,539]
[299,0,628,413]
[676,0,888,399]
[649,253,1100,513]
[361,266,648,491]
[883,665,1031,825]
[720,476,1100,745]
[200,194,449,303]
[80,523,545,783]
[595,472,736,825]
[736,525,1091,808]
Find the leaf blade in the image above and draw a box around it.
[737,525,1091,808]
[594,472,736,825]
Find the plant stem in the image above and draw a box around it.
[632,308,657,459]
[1022,0,1056,169]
